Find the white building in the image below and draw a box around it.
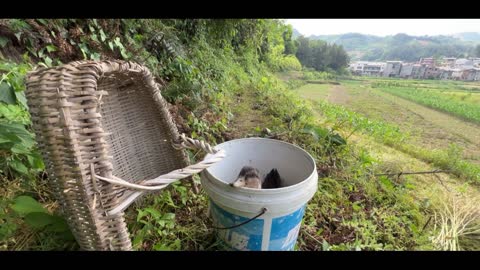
[383,61,403,77]
[350,61,386,76]
[455,58,473,69]
[399,63,414,78]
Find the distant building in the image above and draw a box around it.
[475,69,480,81]
[424,66,442,79]
[419,57,435,67]
[349,57,479,81]
[461,68,480,81]
[383,61,402,77]
[451,69,463,80]
[349,61,385,76]
[439,68,454,80]
[471,58,480,67]
[399,63,414,78]
[411,64,427,79]
[455,58,473,69]
[442,57,457,68]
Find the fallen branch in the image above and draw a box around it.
[374,170,450,177]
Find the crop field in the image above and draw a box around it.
[373,84,480,123]
[294,77,480,250]
[296,78,480,168]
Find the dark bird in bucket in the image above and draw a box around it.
[262,168,282,189]
[230,166,283,189]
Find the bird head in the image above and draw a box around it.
[230,166,262,189]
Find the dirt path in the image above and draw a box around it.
[228,90,269,138]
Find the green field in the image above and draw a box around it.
[296,78,480,166]
[293,77,480,250]
[294,78,480,181]
[374,85,480,124]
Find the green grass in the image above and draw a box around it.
[375,86,480,124]
[295,84,332,100]
[296,83,480,183]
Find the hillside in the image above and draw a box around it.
[303,32,479,61]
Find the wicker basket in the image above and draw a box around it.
[25,60,225,250]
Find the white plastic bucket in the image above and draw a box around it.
[200,138,318,251]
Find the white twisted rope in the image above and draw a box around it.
[92,134,226,216]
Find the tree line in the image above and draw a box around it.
[294,36,349,73]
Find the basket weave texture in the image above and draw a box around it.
[25,60,188,250]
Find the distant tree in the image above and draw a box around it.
[295,37,349,72]
[476,45,480,57]
[295,36,313,67]
[282,25,297,55]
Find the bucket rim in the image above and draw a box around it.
[203,137,317,194]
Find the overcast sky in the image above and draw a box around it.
[285,19,480,37]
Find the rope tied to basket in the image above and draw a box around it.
[91,134,226,216]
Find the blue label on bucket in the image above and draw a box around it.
[269,205,306,251]
[210,201,264,251]
[210,200,307,251]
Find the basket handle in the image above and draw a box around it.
[92,134,226,216]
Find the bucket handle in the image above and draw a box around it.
[91,133,226,216]
[211,207,268,230]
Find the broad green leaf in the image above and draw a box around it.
[120,49,128,59]
[26,47,38,57]
[163,213,175,220]
[99,29,107,42]
[114,37,123,49]
[10,74,26,92]
[14,91,28,109]
[46,215,70,232]
[144,208,161,219]
[9,158,29,175]
[108,41,114,51]
[91,34,99,42]
[0,122,35,148]
[136,209,149,222]
[90,52,101,61]
[27,153,45,170]
[0,132,22,145]
[11,196,47,215]
[45,44,57,53]
[88,25,95,33]
[44,56,53,67]
[11,143,31,154]
[0,82,16,105]
[24,212,55,229]
[78,43,89,60]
